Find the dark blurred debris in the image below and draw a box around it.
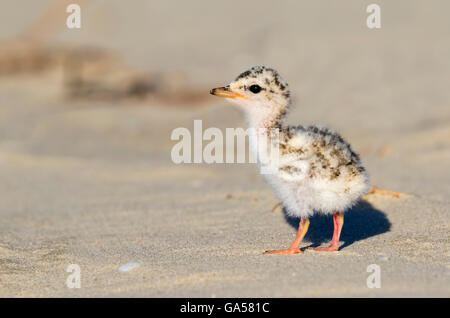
[0,42,54,74]
[0,43,208,106]
[0,0,208,106]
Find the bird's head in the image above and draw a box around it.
[210,66,291,128]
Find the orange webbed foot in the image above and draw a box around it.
[313,245,339,252]
[264,248,302,255]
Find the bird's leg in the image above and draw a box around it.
[367,186,402,198]
[314,212,344,252]
[265,217,310,255]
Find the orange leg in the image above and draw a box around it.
[265,217,310,255]
[314,212,344,252]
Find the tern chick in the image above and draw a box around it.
[210,66,371,254]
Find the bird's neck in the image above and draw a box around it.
[245,106,287,131]
[245,106,287,167]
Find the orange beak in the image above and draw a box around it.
[210,86,248,100]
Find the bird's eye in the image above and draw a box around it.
[249,84,262,94]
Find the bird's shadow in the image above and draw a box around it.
[283,200,391,250]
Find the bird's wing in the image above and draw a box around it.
[276,155,311,182]
[274,125,365,183]
[270,131,313,182]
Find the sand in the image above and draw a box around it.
[0,0,449,297]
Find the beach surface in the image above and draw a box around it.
[0,0,449,297]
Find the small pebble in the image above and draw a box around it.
[377,256,388,261]
[118,262,142,272]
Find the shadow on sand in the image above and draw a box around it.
[283,200,391,250]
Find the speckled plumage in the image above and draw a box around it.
[266,124,370,217]
[215,66,370,218]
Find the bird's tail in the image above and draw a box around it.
[366,186,403,198]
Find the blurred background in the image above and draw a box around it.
[0,0,448,297]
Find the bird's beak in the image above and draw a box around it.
[210,86,248,100]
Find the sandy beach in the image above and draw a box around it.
[0,1,449,297]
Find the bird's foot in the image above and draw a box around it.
[264,248,302,255]
[313,245,339,252]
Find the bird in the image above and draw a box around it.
[210,65,398,255]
